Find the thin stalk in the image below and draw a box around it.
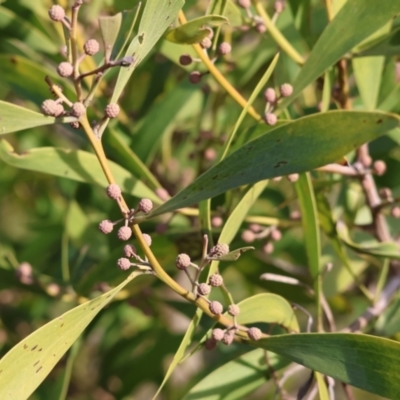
[70,2,83,101]
[178,11,261,121]
[252,0,305,65]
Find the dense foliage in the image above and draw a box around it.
[1,0,400,399]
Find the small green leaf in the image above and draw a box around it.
[212,246,254,261]
[337,222,400,260]
[236,293,299,332]
[183,349,288,400]
[149,111,399,217]
[280,0,400,108]
[258,333,400,399]
[0,140,160,203]
[99,13,123,61]
[164,15,228,44]
[0,272,141,400]
[0,101,76,134]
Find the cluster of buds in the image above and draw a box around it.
[98,184,153,247]
[237,0,286,33]
[242,224,282,254]
[178,27,232,85]
[44,2,133,131]
[263,83,293,126]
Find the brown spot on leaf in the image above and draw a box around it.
[23,344,28,349]
[274,161,288,168]
[212,175,218,180]
[33,361,39,367]
[31,345,38,351]
[36,366,42,373]
[377,119,382,124]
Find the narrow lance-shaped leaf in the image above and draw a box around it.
[0,140,161,203]
[148,111,399,217]
[257,333,400,399]
[280,0,400,108]
[0,101,76,134]
[0,272,141,400]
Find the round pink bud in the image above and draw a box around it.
[274,0,285,13]
[222,330,235,345]
[16,262,33,285]
[391,206,400,219]
[290,210,301,220]
[212,328,225,341]
[84,39,100,56]
[287,173,299,182]
[57,61,74,77]
[218,42,232,56]
[117,226,132,241]
[270,228,282,241]
[189,71,202,84]
[280,83,293,97]
[247,327,262,341]
[209,273,223,287]
[263,242,274,254]
[142,233,152,246]
[198,283,211,295]
[176,253,191,270]
[273,176,283,182]
[54,103,64,117]
[242,229,255,243]
[209,300,223,315]
[71,102,86,118]
[200,36,212,49]
[205,337,217,350]
[106,183,121,200]
[373,160,386,176]
[98,220,114,234]
[123,244,137,258]
[117,257,131,270]
[155,187,169,201]
[255,23,267,33]
[179,54,193,66]
[249,223,262,232]
[138,198,153,213]
[209,243,229,257]
[211,216,223,228]
[105,103,120,119]
[238,0,251,8]
[41,99,59,116]
[204,148,217,161]
[228,304,240,316]
[264,112,277,126]
[264,88,277,103]
[49,5,65,21]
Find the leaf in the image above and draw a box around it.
[0,271,141,399]
[0,140,160,202]
[236,293,299,332]
[356,26,400,57]
[99,13,123,61]
[112,0,185,103]
[99,6,141,62]
[295,173,322,329]
[336,222,400,260]
[0,101,76,134]
[280,1,400,108]
[164,15,228,44]
[148,111,399,217]
[213,246,254,261]
[258,333,400,399]
[183,349,288,400]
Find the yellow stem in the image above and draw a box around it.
[253,0,305,65]
[79,117,253,338]
[178,11,261,121]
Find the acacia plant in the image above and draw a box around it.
[1,0,400,399]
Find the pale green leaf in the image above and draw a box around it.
[0,272,141,400]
